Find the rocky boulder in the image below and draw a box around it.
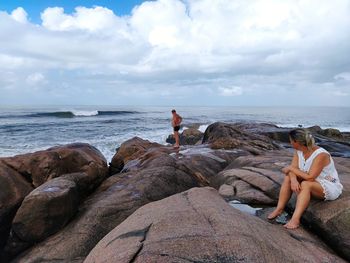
[4,177,79,259]
[217,166,283,205]
[0,163,33,251]
[259,125,350,158]
[0,144,108,262]
[202,122,280,154]
[84,187,345,263]
[1,143,108,189]
[15,178,78,234]
[12,144,239,262]
[109,137,162,174]
[166,128,203,145]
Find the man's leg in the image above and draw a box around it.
[174,131,180,147]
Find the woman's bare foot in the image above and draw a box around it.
[267,208,283,220]
[284,220,300,229]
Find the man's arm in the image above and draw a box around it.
[178,115,182,124]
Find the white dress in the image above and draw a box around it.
[297,147,343,201]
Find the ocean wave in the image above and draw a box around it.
[19,110,140,118]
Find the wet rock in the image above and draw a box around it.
[12,145,237,262]
[166,128,203,145]
[260,125,350,158]
[84,187,345,263]
[109,137,162,174]
[12,178,79,242]
[321,128,343,139]
[0,163,33,253]
[202,122,280,153]
[285,196,350,261]
[1,143,108,189]
[11,165,197,263]
[218,184,234,198]
[181,128,203,145]
[232,180,276,205]
[217,167,282,205]
[0,144,107,262]
[5,178,79,258]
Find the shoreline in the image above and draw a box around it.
[1,121,350,161]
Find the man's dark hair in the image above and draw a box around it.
[171,109,176,113]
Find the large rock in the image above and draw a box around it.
[1,143,108,189]
[0,163,33,251]
[293,196,350,261]
[109,137,162,174]
[202,122,280,154]
[12,177,79,242]
[261,125,350,157]
[84,187,345,263]
[0,144,108,261]
[217,166,283,205]
[12,144,238,262]
[4,177,79,259]
[166,128,203,145]
[12,165,196,263]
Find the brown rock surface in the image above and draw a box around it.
[0,163,33,250]
[0,144,108,262]
[202,122,280,154]
[109,137,162,174]
[232,180,276,205]
[3,122,349,262]
[288,185,350,260]
[1,143,108,189]
[166,127,203,145]
[12,177,79,242]
[84,187,345,263]
[12,145,238,262]
[4,178,79,259]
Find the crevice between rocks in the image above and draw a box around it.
[242,167,282,186]
[128,223,152,263]
[2,162,35,188]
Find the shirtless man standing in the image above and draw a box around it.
[171,109,182,148]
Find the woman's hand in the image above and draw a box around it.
[290,178,301,193]
[282,165,292,174]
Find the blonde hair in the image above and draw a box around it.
[289,128,315,150]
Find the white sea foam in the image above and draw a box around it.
[71,110,99,116]
[198,124,209,133]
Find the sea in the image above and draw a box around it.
[1,106,349,161]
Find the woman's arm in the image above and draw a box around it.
[286,153,330,181]
[282,152,300,192]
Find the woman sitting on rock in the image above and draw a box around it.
[268,128,343,229]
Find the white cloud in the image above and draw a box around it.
[41,6,125,33]
[0,0,350,106]
[26,73,45,85]
[218,86,243,96]
[11,7,28,23]
[333,91,349,96]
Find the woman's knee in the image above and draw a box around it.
[300,181,312,191]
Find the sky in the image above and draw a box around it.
[0,0,350,107]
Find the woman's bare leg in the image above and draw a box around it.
[284,181,324,229]
[268,175,293,219]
